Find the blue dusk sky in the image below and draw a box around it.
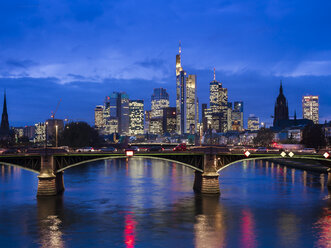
[0,0,330,127]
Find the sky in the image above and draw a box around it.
[0,0,330,127]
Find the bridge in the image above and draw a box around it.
[0,147,330,197]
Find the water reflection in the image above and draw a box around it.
[240,210,256,248]
[124,212,137,248]
[194,195,226,248]
[314,189,331,248]
[1,159,331,248]
[37,197,64,248]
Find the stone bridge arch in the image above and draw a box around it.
[56,155,203,173]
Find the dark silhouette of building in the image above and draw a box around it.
[272,84,313,132]
[273,81,289,127]
[0,91,10,139]
[162,107,176,134]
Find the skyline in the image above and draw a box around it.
[0,0,330,126]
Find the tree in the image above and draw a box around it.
[59,122,103,148]
[253,128,274,147]
[301,124,326,149]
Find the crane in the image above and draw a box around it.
[51,99,62,119]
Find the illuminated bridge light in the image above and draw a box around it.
[280,152,286,157]
[126,150,134,157]
[324,152,330,159]
[244,151,250,157]
[288,152,294,157]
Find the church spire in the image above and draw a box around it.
[0,90,9,136]
[2,90,7,116]
[280,80,283,94]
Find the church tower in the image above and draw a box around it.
[0,91,10,138]
[273,81,289,127]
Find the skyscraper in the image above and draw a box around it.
[151,88,169,118]
[110,92,130,135]
[94,105,104,129]
[149,88,169,135]
[144,110,151,134]
[231,101,244,131]
[247,114,259,131]
[175,42,198,134]
[0,91,10,139]
[209,68,228,132]
[302,95,319,124]
[129,100,144,135]
[273,81,289,127]
[201,103,208,132]
[186,74,198,133]
[162,107,176,134]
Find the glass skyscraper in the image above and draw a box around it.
[109,92,130,135]
[175,42,198,134]
[151,88,169,118]
[129,100,144,135]
[209,68,228,132]
[302,95,319,124]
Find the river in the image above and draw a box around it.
[0,158,330,248]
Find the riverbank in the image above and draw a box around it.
[267,158,331,174]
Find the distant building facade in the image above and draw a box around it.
[302,95,319,124]
[129,100,144,135]
[94,105,104,130]
[24,126,36,139]
[151,88,169,118]
[110,92,130,135]
[247,114,259,131]
[34,122,46,143]
[209,68,228,133]
[231,101,244,131]
[162,107,176,134]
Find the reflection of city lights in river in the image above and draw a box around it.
[40,215,64,248]
[314,208,331,248]
[240,210,257,248]
[124,213,137,248]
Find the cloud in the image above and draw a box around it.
[5,59,37,69]
[135,58,166,68]
[286,60,331,77]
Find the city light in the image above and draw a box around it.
[324,152,330,159]
[280,152,286,157]
[126,150,134,157]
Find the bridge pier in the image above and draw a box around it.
[193,152,220,194]
[327,172,331,188]
[37,155,64,197]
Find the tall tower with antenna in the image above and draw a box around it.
[175,42,198,134]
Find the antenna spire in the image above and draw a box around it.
[179,40,181,54]
[213,67,216,81]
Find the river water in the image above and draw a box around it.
[0,158,330,248]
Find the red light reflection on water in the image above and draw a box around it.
[240,210,257,248]
[124,213,137,248]
[315,208,331,247]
